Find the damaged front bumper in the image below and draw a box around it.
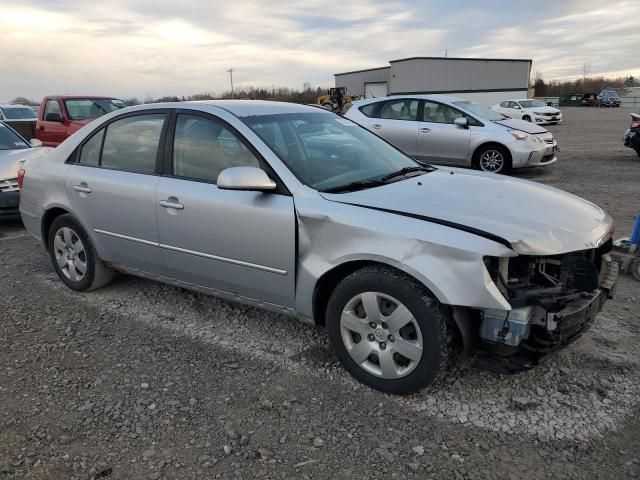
[473,253,618,373]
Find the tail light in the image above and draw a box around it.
[17,168,25,189]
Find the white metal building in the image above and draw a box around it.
[335,57,532,105]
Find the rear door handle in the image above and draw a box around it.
[159,199,184,210]
[370,124,382,130]
[419,127,431,133]
[73,183,91,193]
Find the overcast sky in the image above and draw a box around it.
[2,0,639,101]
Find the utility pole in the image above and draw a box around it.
[227,68,234,98]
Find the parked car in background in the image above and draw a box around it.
[345,95,557,174]
[18,101,617,393]
[491,99,563,125]
[0,122,45,218]
[597,90,622,107]
[0,104,39,141]
[36,95,125,147]
[0,104,38,121]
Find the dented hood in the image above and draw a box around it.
[320,168,613,256]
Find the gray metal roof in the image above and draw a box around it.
[389,56,532,64]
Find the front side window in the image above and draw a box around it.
[100,114,165,173]
[173,114,260,183]
[379,99,419,121]
[44,100,61,119]
[64,98,125,121]
[243,112,419,192]
[423,101,466,124]
[0,123,29,150]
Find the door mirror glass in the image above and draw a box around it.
[45,112,63,122]
[29,138,43,147]
[217,166,276,191]
[453,117,468,127]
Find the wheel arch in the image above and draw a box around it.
[311,259,444,327]
[41,206,73,249]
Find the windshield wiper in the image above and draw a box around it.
[322,179,388,194]
[380,165,434,182]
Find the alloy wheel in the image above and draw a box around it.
[340,292,423,379]
[479,150,505,173]
[53,227,87,282]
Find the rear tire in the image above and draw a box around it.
[48,214,115,292]
[632,259,640,282]
[522,115,531,122]
[326,266,452,394]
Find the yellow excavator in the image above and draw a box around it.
[317,87,359,114]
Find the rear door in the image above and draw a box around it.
[38,99,67,147]
[155,111,296,307]
[417,100,471,165]
[65,111,169,275]
[362,98,419,157]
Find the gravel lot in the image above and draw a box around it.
[1,107,639,480]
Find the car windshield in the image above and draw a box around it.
[601,91,619,98]
[518,100,545,108]
[453,101,506,121]
[0,123,29,150]
[1,106,38,120]
[64,98,125,120]
[243,112,420,191]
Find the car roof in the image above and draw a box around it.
[45,95,121,100]
[123,100,326,118]
[353,94,466,106]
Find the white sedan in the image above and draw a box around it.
[492,99,562,125]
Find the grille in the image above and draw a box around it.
[0,178,19,193]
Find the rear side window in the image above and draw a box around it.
[172,114,260,183]
[359,103,381,118]
[100,114,165,173]
[379,99,419,121]
[78,129,104,166]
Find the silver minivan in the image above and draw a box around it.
[345,95,558,174]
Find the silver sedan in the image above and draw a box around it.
[345,94,558,174]
[19,101,616,393]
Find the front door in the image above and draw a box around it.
[417,100,471,165]
[156,112,296,308]
[363,98,420,158]
[65,112,168,274]
[39,99,67,147]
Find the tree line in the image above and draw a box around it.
[533,73,639,97]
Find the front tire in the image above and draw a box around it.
[475,145,511,174]
[522,115,531,122]
[48,214,115,292]
[326,266,452,394]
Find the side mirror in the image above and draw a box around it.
[45,112,63,122]
[217,166,276,191]
[453,117,468,128]
[29,138,43,148]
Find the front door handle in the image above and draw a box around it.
[73,183,92,193]
[159,199,184,210]
[370,124,382,130]
[419,127,431,133]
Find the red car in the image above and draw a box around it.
[36,95,125,147]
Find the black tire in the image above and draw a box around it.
[48,214,115,292]
[474,144,511,174]
[522,115,531,122]
[326,265,452,394]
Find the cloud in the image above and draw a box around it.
[0,0,638,101]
